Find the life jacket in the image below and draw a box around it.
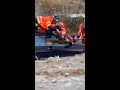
[36,16,53,33]
[36,16,53,29]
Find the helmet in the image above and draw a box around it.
[82,14,85,19]
[52,14,59,20]
[58,22,65,28]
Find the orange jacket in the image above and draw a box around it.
[36,16,53,33]
[36,16,53,29]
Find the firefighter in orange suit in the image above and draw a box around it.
[77,16,85,44]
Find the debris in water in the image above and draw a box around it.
[51,79,57,83]
[65,73,69,76]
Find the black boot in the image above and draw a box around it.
[48,46,53,50]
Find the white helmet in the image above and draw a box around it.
[52,14,59,19]
[52,14,59,23]
[82,14,85,19]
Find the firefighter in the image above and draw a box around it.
[77,15,85,44]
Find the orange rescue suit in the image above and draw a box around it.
[57,22,74,43]
[78,23,85,44]
[36,16,53,33]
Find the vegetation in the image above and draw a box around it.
[35,0,85,34]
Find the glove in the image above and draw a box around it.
[77,36,80,38]
[77,36,82,39]
[48,26,53,30]
[35,23,38,27]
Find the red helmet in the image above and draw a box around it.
[58,22,65,28]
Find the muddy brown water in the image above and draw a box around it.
[35,53,85,90]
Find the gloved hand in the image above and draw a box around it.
[48,26,53,30]
[77,36,82,39]
[35,23,37,26]
[77,36,80,38]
